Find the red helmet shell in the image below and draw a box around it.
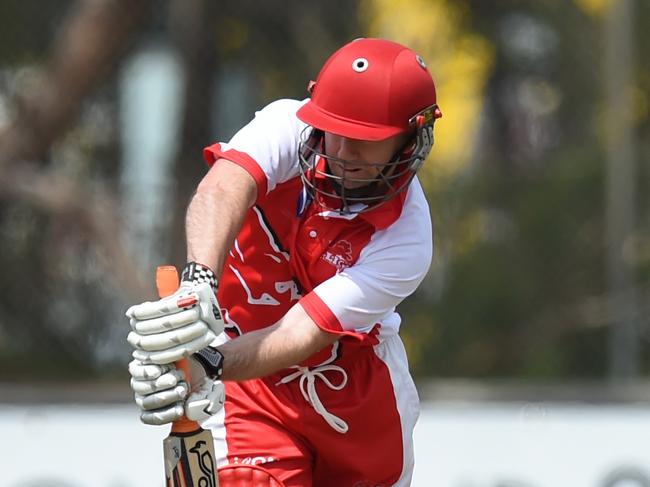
[297,38,437,141]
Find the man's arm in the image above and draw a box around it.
[216,303,339,381]
[186,159,257,280]
[185,158,338,380]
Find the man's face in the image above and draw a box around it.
[323,132,411,190]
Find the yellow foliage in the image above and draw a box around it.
[359,0,495,182]
[594,84,649,143]
[633,86,649,122]
[455,210,488,256]
[215,17,250,56]
[573,0,612,18]
[401,311,440,372]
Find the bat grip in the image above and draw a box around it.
[156,266,204,434]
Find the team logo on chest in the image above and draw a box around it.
[321,239,353,271]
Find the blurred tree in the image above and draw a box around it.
[0,0,155,379]
[364,0,650,379]
[0,1,73,63]
[167,0,221,267]
[0,0,363,379]
[166,0,362,267]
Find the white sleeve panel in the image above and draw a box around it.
[312,180,433,333]
[223,98,308,193]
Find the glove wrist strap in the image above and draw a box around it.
[193,346,225,380]
[181,261,218,294]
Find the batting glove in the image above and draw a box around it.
[129,358,225,425]
[126,263,224,365]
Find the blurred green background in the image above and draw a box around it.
[0,0,647,387]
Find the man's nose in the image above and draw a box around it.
[337,137,361,162]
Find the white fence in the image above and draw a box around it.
[2,402,650,486]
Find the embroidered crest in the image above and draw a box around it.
[322,240,353,271]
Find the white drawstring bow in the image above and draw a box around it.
[277,364,349,434]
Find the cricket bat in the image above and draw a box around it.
[156,265,219,487]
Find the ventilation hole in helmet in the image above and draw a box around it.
[352,58,369,72]
[415,55,427,69]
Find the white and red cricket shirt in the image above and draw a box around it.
[203,98,433,366]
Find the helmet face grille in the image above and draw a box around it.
[297,110,437,215]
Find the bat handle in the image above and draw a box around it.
[170,358,202,433]
[156,266,204,434]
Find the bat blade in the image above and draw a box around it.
[156,265,219,487]
[164,427,217,486]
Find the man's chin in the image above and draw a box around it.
[341,182,368,190]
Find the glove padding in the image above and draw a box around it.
[129,358,225,425]
[126,281,224,364]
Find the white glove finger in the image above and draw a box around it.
[130,369,185,395]
[128,360,173,380]
[135,382,188,411]
[128,321,208,352]
[126,297,180,321]
[130,308,200,335]
[186,379,225,422]
[133,332,217,365]
[140,403,185,425]
[126,286,196,320]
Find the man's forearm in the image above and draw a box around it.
[186,160,257,278]
[217,303,339,381]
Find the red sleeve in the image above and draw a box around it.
[203,143,269,202]
[300,291,343,333]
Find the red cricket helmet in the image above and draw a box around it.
[297,37,440,140]
[296,38,442,214]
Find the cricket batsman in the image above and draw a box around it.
[126,37,442,486]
